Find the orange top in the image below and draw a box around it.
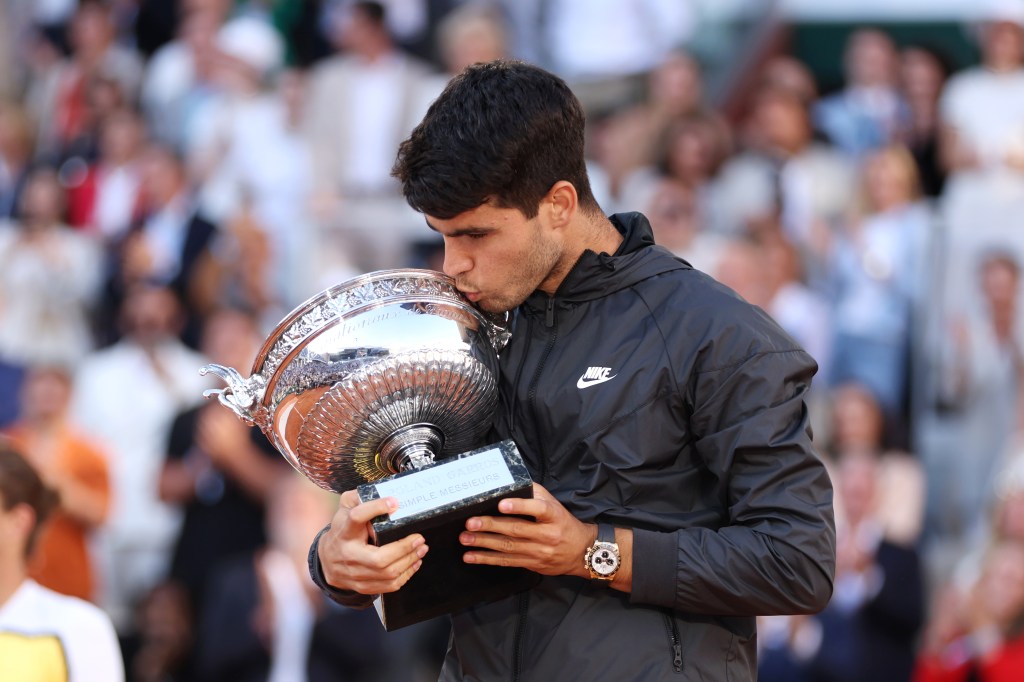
[5,426,111,602]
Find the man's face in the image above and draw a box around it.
[426,201,562,314]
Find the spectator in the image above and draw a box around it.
[826,145,932,438]
[121,580,196,682]
[760,55,820,107]
[762,233,833,410]
[813,447,926,682]
[814,28,910,159]
[0,438,124,681]
[913,538,1024,682]
[711,84,855,261]
[102,142,217,349]
[586,103,662,214]
[900,44,953,197]
[140,1,229,150]
[186,14,286,223]
[26,0,143,164]
[0,165,104,369]
[644,175,728,275]
[185,14,316,310]
[303,0,437,272]
[927,251,1024,556]
[533,0,695,113]
[434,1,509,76]
[939,6,1024,177]
[3,365,111,602]
[159,306,290,614]
[828,381,889,454]
[64,106,146,242]
[938,3,1024,318]
[762,444,926,682]
[657,111,732,235]
[189,196,284,327]
[0,100,34,220]
[69,283,210,631]
[712,235,771,309]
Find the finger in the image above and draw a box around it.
[347,496,400,526]
[339,489,362,509]
[459,528,526,555]
[494,484,558,520]
[329,497,396,542]
[351,560,424,594]
[461,545,536,570]
[467,496,552,527]
[530,482,553,500]
[464,514,536,539]
[320,528,428,587]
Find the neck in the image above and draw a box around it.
[0,561,26,608]
[589,213,624,254]
[357,40,392,64]
[543,212,622,295]
[25,414,62,436]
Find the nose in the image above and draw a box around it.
[442,238,471,279]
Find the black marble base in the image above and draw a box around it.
[357,440,538,631]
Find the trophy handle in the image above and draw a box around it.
[481,310,511,353]
[200,363,268,427]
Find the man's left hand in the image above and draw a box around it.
[459,483,594,579]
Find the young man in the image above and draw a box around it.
[310,59,836,680]
[0,439,124,681]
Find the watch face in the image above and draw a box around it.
[590,542,619,577]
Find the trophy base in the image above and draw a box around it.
[357,440,539,631]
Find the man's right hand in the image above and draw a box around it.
[318,490,429,595]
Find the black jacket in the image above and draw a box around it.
[311,212,836,681]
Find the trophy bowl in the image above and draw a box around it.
[200,268,511,492]
[201,268,537,630]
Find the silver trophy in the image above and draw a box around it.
[200,269,536,630]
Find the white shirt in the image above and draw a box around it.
[141,194,192,284]
[343,55,405,193]
[0,579,124,682]
[94,164,142,241]
[940,67,1024,168]
[0,223,103,365]
[543,0,694,80]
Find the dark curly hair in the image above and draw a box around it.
[392,59,601,219]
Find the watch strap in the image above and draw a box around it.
[587,523,619,584]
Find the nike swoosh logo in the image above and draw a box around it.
[577,374,617,389]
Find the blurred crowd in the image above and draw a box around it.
[1,0,1024,680]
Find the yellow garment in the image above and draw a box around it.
[0,631,68,681]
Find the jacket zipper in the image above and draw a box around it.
[507,311,529,434]
[512,591,529,681]
[510,300,555,681]
[663,612,683,673]
[526,297,558,482]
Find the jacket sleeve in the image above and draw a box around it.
[307,524,378,609]
[630,340,836,616]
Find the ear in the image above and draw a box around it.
[5,503,35,554]
[543,181,578,229]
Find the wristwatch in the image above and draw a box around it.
[584,523,620,583]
